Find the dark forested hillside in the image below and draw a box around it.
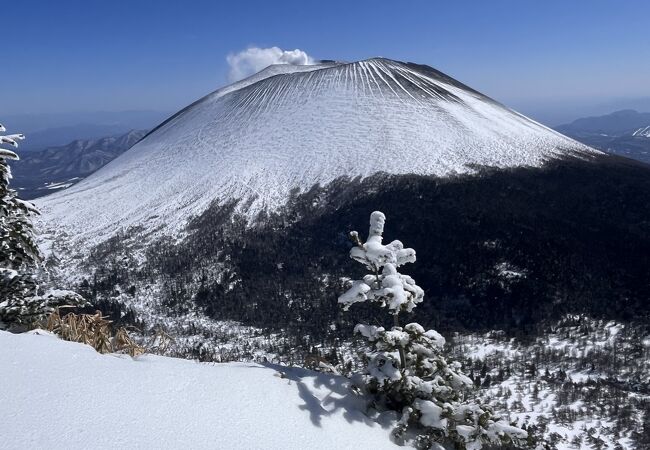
[80,153,650,343]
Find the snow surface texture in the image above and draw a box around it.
[0,330,398,450]
[37,58,597,248]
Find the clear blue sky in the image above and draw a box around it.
[3,0,650,124]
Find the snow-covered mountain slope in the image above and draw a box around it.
[36,58,596,247]
[0,330,398,450]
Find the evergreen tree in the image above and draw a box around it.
[339,211,528,449]
[0,124,83,329]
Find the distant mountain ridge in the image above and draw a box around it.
[4,110,168,151]
[556,109,650,135]
[12,129,147,199]
[20,124,144,152]
[555,109,650,163]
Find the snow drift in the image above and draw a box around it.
[36,58,596,248]
[0,330,398,449]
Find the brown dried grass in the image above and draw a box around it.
[46,308,145,357]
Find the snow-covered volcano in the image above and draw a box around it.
[37,58,595,245]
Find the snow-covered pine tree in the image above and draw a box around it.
[0,124,84,329]
[339,211,528,450]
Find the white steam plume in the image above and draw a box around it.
[226,46,315,82]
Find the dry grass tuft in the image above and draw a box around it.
[46,308,145,357]
[146,327,175,355]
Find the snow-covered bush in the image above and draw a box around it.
[0,287,87,328]
[0,124,85,329]
[339,211,527,449]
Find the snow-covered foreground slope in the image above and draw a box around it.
[37,58,596,248]
[0,330,398,450]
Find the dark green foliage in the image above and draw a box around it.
[145,154,650,338]
[1,126,87,329]
[0,131,44,327]
[74,232,143,328]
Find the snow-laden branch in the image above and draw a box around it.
[338,211,527,448]
[338,211,423,314]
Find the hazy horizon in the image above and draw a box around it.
[3,0,649,127]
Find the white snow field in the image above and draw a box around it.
[0,330,398,450]
[36,58,597,248]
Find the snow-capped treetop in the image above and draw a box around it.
[350,211,416,271]
[339,211,423,315]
